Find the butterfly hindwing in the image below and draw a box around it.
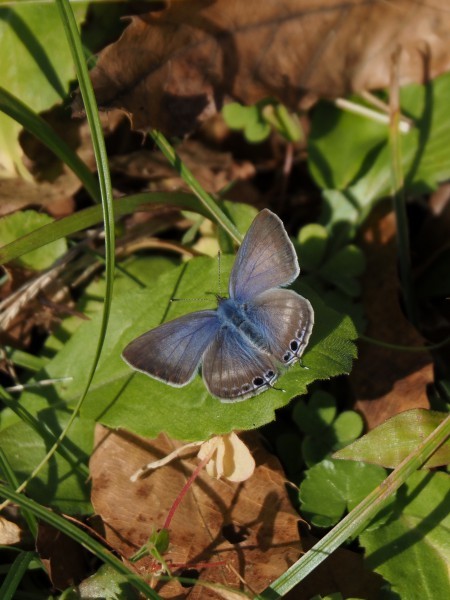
[202,325,278,402]
[122,310,220,386]
[229,209,299,302]
[246,289,314,366]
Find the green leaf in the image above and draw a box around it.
[299,459,387,528]
[77,564,141,599]
[218,201,258,252]
[301,409,364,469]
[151,528,170,555]
[310,73,450,228]
[0,2,88,177]
[222,102,252,129]
[292,391,336,435]
[43,254,178,357]
[296,224,365,300]
[9,256,357,442]
[308,98,389,190]
[319,245,366,279]
[222,101,271,143]
[334,409,450,468]
[0,210,67,269]
[329,276,361,298]
[293,392,363,467]
[245,118,271,143]
[360,471,450,600]
[0,410,93,513]
[297,223,329,271]
[332,411,364,446]
[302,436,334,468]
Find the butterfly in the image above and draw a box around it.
[122,209,314,403]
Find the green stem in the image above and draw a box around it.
[151,131,242,244]
[0,551,35,600]
[389,56,416,325]
[0,448,38,538]
[359,333,450,352]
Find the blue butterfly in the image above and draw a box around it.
[122,209,314,402]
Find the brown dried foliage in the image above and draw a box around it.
[75,0,450,135]
[90,426,303,599]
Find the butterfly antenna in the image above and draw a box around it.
[270,383,286,394]
[170,297,212,303]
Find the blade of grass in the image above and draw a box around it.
[0,551,35,600]
[151,131,243,244]
[0,87,100,203]
[0,484,162,599]
[0,448,38,538]
[9,0,116,499]
[260,412,450,598]
[0,191,219,264]
[389,49,416,325]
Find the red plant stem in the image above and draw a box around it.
[172,560,228,570]
[163,447,215,530]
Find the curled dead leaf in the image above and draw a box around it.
[75,0,450,136]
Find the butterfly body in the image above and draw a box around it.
[216,297,270,353]
[123,209,314,402]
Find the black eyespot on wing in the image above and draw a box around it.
[290,340,299,352]
[253,376,264,387]
[266,370,274,379]
[283,352,292,362]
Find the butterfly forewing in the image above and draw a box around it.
[202,325,279,402]
[246,289,314,366]
[229,209,299,302]
[122,310,219,386]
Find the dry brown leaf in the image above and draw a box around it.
[36,522,92,590]
[90,425,302,599]
[75,0,450,136]
[0,516,22,545]
[0,177,76,219]
[110,139,255,194]
[351,207,431,429]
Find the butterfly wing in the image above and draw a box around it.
[229,209,299,302]
[246,289,314,366]
[122,310,220,386]
[202,326,278,402]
